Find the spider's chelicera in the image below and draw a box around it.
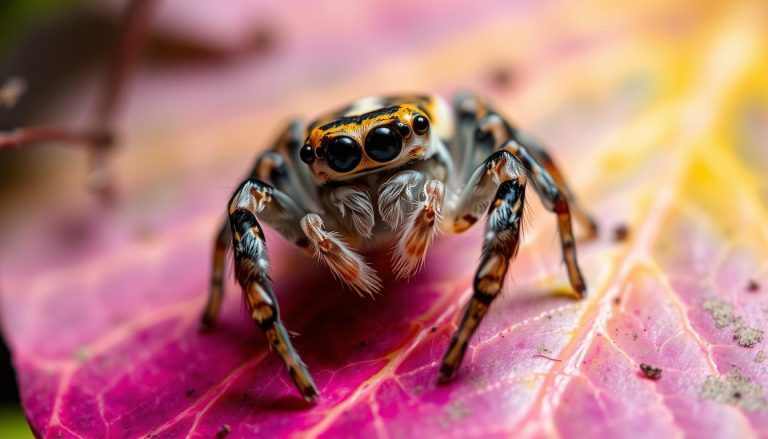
[201,93,598,402]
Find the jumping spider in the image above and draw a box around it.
[200,92,597,402]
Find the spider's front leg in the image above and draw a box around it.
[439,151,527,382]
[227,179,319,401]
[202,121,313,330]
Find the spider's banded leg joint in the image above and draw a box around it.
[439,178,526,383]
[300,213,382,296]
[500,140,588,297]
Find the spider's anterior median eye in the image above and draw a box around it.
[325,136,362,172]
[412,114,429,135]
[299,144,315,164]
[365,126,402,162]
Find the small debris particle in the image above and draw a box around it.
[632,333,639,341]
[185,388,196,397]
[73,348,89,363]
[700,370,768,411]
[533,344,562,362]
[702,298,736,329]
[357,340,366,348]
[486,65,516,90]
[430,326,437,333]
[612,224,630,242]
[639,363,662,380]
[734,326,764,347]
[216,424,231,438]
[747,279,760,293]
[613,296,621,306]
[755,350,767,363]
[445,400,471,422]
[0,76,27,108]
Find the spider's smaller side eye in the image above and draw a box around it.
[300,144,315,164]
[395,122,411,138]
[412,114,429,135]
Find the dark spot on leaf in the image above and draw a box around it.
[185,388,195,397]
[639,363,662,380]
[430,326,437,333]
[358,340,366,348]
[216,424,231,438]
[486,65,516,90]
[612,224,630,242]
[747,279,760,292]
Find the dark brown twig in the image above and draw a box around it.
[0,0,157,201]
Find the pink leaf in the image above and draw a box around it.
[3,1,768,437]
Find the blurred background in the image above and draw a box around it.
[0,0,766,437]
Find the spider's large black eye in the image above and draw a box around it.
[412,114,429,135]
[365,126,402,162]
[325,136,362,173]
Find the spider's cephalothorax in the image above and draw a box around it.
[201,92,598,402]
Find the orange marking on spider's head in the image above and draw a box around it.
[300,95,445,183]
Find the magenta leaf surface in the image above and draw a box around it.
[2,0,768,437]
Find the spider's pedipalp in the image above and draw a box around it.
[391,179,445,279]
[300,213,382,297]
[329,186,375,238]
[378,170,426,230]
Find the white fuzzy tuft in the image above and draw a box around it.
[300,214,381,297]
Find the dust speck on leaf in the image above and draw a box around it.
[734,326,764,347]
[700,370,768,411]
[445,400,470,422]
[639,363,662,380]
[73,348,89,363]
[746,279,760,292]
[185,388,196,397]
[703,297,763,347]
[703,298,736,329]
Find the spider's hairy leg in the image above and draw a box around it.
[478,113,598,238]
[300,214,382,296]
[450,92,497,181]
[202,121,313,330]
[200,221,230,330]
[501,138,587,297]
[391,179,445,279]
[442,148,521,234]
[227,179,319,401]
[439,177,526,383]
